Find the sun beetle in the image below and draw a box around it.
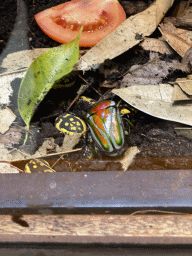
[55,97,128,157]
[86,100,125,157]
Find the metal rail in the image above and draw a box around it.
[1,170,192,214]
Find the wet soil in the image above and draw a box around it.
[1,0,192,171]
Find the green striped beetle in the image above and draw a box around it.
[55,97,126,157]
[87,100,125,157]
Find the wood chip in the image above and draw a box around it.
[117,146,140,173]
[56,133,81,153]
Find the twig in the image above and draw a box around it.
[0,148,82,163]
[0,68,27,76]
[67,74,90,111]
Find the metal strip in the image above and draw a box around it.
[0,170,192,213]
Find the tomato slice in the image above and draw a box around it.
[35,0,126,47]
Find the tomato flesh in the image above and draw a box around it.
[35,0,126,47]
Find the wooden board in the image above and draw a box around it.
[1,214,192,244]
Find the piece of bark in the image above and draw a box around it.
[116,146,140,172]
[56,133,81,153]
[74,0,175,71]
[33,138,56,158]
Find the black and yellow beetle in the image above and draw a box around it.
[55,113,87,136]
[55,96,130,157]
[24,159,54,173]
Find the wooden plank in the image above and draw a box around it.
[1,214,192,244]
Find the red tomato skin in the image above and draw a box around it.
[35,0,126,47]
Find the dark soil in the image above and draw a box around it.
[0,0,17,55]
[1,0,192,171]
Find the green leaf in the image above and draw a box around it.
[18,29,82,129]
